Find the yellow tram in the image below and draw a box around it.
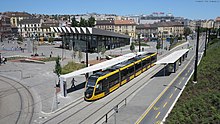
[84,52,157,101]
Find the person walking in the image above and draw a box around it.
[71,77,76,88]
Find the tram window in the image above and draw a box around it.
[108,72,119,87]
[87,76,97,87]
[121,69,128,80]
[128,66,134,75]
[135,62,141,70]
[151,56,157,63]
[142,60,147,66]
[146,58,150,64]
[95,81,103,95]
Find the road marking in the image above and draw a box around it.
[169,93,173,99]
[163,102,168,108]
[182,77,185,80]
[135,54,195,124]
[179,81,182,85]
[175,88,177,91]
[185,73,188,76]
[155,112,161,119]
[153,106,159,111]
[188,70,190,73]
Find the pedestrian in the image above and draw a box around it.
[2,57,6,64]
[71,77,76,88]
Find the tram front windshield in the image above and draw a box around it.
[86,76,97,87]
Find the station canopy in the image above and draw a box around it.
[50,27,130,38]
[155,49,189,65]
[60,52,147,80]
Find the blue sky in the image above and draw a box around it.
[0,0,219,19]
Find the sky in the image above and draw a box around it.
[0,0,219,20]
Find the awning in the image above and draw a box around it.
[155,49,189,64]
[60,52,147,79]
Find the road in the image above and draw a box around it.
[136,36,206,124]
[0,76,35,124]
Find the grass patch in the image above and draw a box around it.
[38,57,58,62]
[134,42,150,46]
[169,41,187,50]
[165,39,220,124]
[61,61,86,75]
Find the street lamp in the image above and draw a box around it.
[138,33,141,52]
[193,26,200,83]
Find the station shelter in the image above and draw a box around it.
[50,27,130,52]
[155,49,189,74]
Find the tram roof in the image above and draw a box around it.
[50,27,130,38]
[155,49,189,64]
[60,52,148,80]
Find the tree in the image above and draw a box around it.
[130,42,135,52]
[184,27,192,41]
[88,16,96,27]
[79,17,88,27]
[71,16,79,27]
[54,56,62,77]
[78,50,83,62]
[100,44,106,58]
[156,41,161,53]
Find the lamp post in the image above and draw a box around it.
[204,28,208,56]
[138,33,141,52]
[193,26,200,83]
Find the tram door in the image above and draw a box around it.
[103,78,109,95]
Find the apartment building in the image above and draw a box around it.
[136,24,158,39]
[95,20,114,32]
[215,17,220,29]
[18,18,43,37]
[3,12,32,27]
[114,20,136,38]
[157,22,184,38]
[0,15,11,38]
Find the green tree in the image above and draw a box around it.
[71,16,79,27]
[88,16,96,27]
[156,41,161,53]
[78,50,83,62]
[54,56,61,77]
[100,44,106,58]
[48,37,54,43]
[130,42,135,52]
[79,17,88,27]
[184,27,191,41]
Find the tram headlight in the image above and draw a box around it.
[86,93,90,98]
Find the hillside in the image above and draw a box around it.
[165,39,220,123]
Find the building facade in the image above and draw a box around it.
[0,15,11,38]
[95,20,136,38]
[18,18,43,37]
[215,17,220,29]
[157,22,184,38]
[136,24,158,39]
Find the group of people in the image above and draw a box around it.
[56,77,77,89]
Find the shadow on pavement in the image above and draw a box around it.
[67,82,86,93]
[152,67,171,77]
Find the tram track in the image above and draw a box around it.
[0,76,34,124]
[42,97,93,124]
[43,41,194,124]
[55,65,162,124]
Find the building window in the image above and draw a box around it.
[13,19,16,25]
